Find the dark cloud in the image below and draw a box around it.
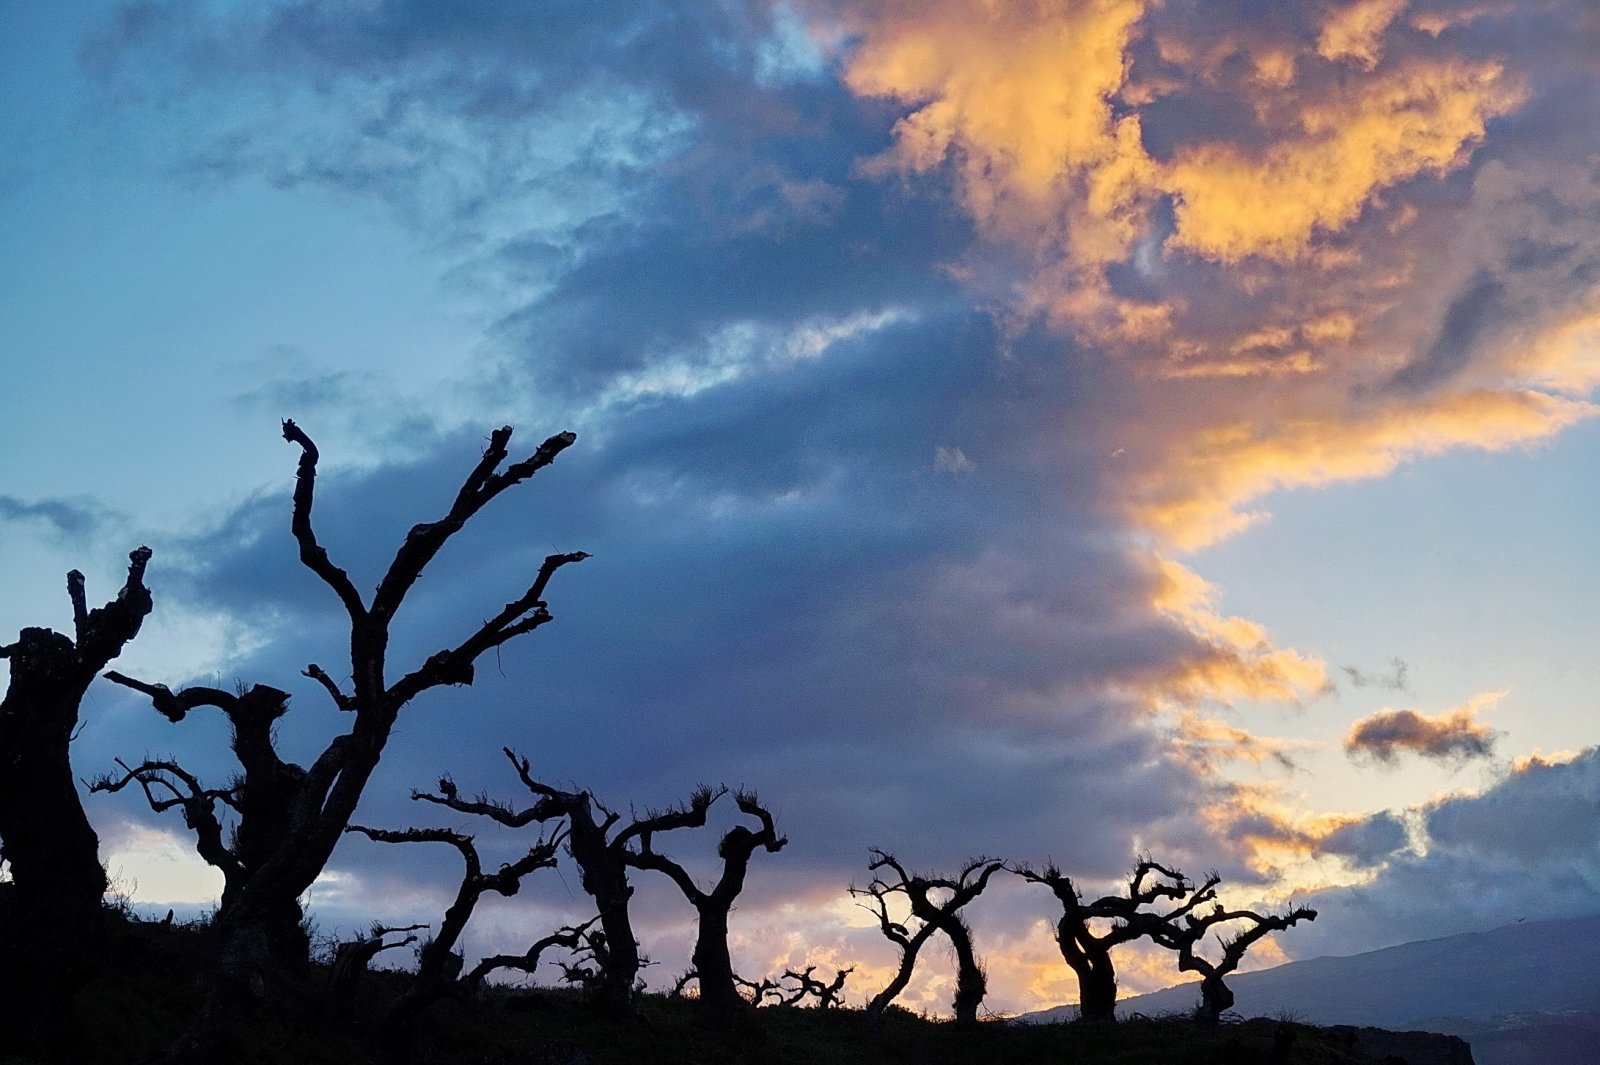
[1388,271,1508,392]
[1344,705,1499,765]
[1428,752,1600,863]
[0,494,107,539]
[1339,659,1411,694]
[1317,811,1409,869]
[1298,749,1600,957]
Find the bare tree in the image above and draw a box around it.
[733,972,784,1007]
[776,964,852,1008]
[851,850,1003,1026]
[1159,901,1317,1022]
[410,748,722,1019]
[1013,859,1219,1023]
[730,964,850,1009]
[343,823,567,1021]
[0,546,152,1055]
[324,922,427,1017]
[625,789,787,1027]
[90,676,311,967]
[554,922,634,1001]
[116,422,584,1061]
[462,918,598,996]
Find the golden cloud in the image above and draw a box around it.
[1133,389,1597,550]
[1151,558,1328,703]
[1163,60,1524,262]
[841,0,1156,251]
[1317,0,1408,70]
[1170,708,1316,772]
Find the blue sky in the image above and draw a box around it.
[4,0,1600,1013]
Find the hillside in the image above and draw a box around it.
[27,906,1474,1065]
[1031,913,1600,1065]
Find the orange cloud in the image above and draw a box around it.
[1510,748,1583,772]
[1152,558,1328,704]
[1132,389,1597,550]
[840,0,1158,259]
[1317,0,1408,70]
[1163,60,1524,262]
[1170,709,1315,772]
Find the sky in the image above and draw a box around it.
[3,0,1600,1017]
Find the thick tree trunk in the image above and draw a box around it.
[569,818,642,1018]
[1073,956,1118,1023]
[692,906,743,1027]
[1196,973,1234,1023]
[0,631,109,1058]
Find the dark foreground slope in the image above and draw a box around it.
[34,908,1473,1065]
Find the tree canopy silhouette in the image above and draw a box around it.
[99,421,585,1063]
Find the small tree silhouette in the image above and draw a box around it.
[775,964,852,1008]
[90,678,312,967]
[1159,900,1317,1022]
[625,788,787,1028]
[0,546,152,1055]
[1013,858,1219,1023]
[409,748,731,1020]
[324,922,427,1018]
[342,820,583,1057]
[852,849,1003,1026]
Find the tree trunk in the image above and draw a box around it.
[865,931,929,1021]
[945,919,986,1026]
[692,906,743,1027]
[1196,973,1233,1023]
[1074,956,1118,1023]
[0,630,109,1058]
[569,817,642,1018]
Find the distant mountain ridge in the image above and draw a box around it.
[1024,913,1600,1065]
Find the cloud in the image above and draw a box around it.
[1427,748,1600,862]
[1317,0,1408,70]
[1162,58,1523,263]
[1340,658,1411,694]
[1344,692,1504,765]
[1295,747,1600,956]
[0,494,107,539]
[1315,810,1410,868]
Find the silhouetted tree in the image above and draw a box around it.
[343,821,581,1060]
[463,917,597,995]
[625,788,787,1028]
[852,850,1003,1026]
[324,922,427,1018]
[114,422,584,1063]
[1160,901,1317,1022]
[553,922,632,1000]
[733,972,784,1006]
[1013,859,1219,1023]
[730,964,850,1008]
[411,749,722,1018]
[0,546,152,1056]
[776,964,852,1008]
[90,677,311,967]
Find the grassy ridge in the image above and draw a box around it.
[17,910,1457,1065]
